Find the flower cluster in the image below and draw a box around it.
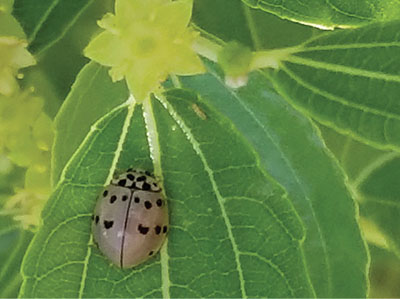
[0,89,53,229]
[0,4,52,229]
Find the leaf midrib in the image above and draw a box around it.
[297,42,400,52]
[286,55,400,83]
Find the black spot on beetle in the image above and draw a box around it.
[122,195,128,201]
[138,224,149,235]
[149,251,154,256]
[103,190,108,197]
[144,201,152,209]
[110,195,117,204]
[95,215,99,224]
[134,196,140,203]
[155,225,161,235]
[156,199,163,207]
[127,174,135,180]
[153,183,158,187]
[163,226,168,233]
[118,179,127,186]
[104,220,114,229]
[142,182,151,190]
[137,176,146,181]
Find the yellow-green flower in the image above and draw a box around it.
[0,12,35,96]
[84,0,204,102]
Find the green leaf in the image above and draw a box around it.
[318,125,384,180]
[242,0,400,29]
[269,20,400,151]
[179,62,368,297]
[355,154,400,256]
[52,62,129,186]
[192,0,316,50]
[0,215,33,298]
[193,0,253,48]
[20,73,314,297]
[12,0,95,54]
[320,124,400,296]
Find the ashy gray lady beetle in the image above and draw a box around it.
[92,169,168,268]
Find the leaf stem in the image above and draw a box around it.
[250,48,297,70]
[192,35,222,62]
[193,34,298,72]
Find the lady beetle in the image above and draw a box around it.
[92,169,168,268]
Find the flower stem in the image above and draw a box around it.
[192,35,222,62]
[193,34,299,72]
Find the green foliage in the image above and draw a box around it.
[179,62,368,297]
[52,62,129,185]
[322,126,400,258]
[12,0,95,54]
[269,20,400,151]
[1,0,399,297]
[20,81,316,297]
[242,0,400,28]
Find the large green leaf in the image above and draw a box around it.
[20,69,313,297]
[242,0,400,29]
[269,20,400,151]
[12,0,95,54]
[179,62,368,297]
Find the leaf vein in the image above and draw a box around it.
[240,252,295,296]
[280,64,400,121]
[28,0,60,42]
[286,55,400,83]
[298,42,400,52]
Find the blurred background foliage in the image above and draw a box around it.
[0,0,399,297]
